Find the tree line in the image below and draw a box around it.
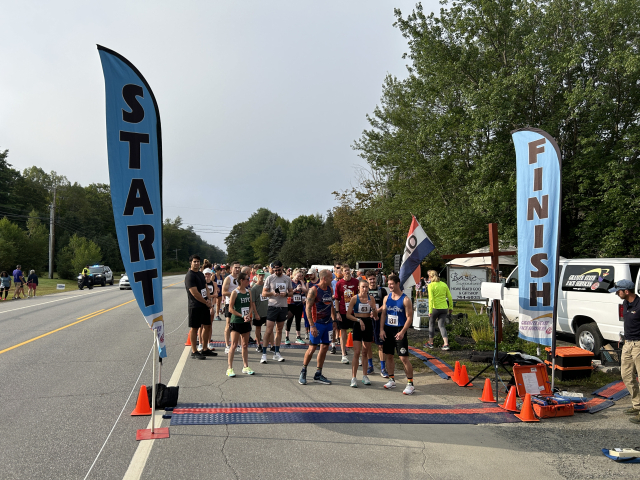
[226,0,640,268]
[0,149,225,278]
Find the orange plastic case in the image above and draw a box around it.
[513,363,575,419]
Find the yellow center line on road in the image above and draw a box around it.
[77,309,105,320]
[0,279,184,356]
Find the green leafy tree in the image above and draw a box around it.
[57,234,102,280]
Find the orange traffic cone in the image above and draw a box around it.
[478,378,496,403]
[500,386,519,412]
[185,333,191,346]
[346,332,353,348]
[456,365,471,387]
[452,361,460,383]
[514,393,539,422]
[131,385,152,416]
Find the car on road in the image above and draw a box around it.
[77,265,114,287]
[119,274,131,290]
[502,258,640,353]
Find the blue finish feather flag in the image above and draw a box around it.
[399,216,435,289]
[512,128,562,347]
[98,46,166,358]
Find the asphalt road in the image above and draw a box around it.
[1,275,638,480]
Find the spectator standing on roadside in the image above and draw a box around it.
[425,270,453,351]
[27,270,38,298]
[185,255,217,360]
[12,265,25,300]
[609,279,640,423]
[0,271,11,300]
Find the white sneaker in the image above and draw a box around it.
[358,358,362,366]
[260,354,267,364]
[384,379,396,389]
[403,384,415,395]
[236,346,241,353]
[350,377,358,388]
[362,375,371,386]
[341,356,349,364]
[197,344,203,352]
[273,352,285,362]
[224,347,230,354]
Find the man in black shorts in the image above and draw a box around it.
[379,274,414,394]
[261,260,293,363]
[185,255,217,359]
[367,270,387,377]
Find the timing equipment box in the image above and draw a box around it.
[513,363,575,419]
[545,346,593,368]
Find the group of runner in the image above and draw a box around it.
[184,256,415,395]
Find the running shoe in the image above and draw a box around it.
[362,375,371,385]
[403,384,415,395]
[249,337,256,344]
[299,370,307,385]
[285,338,291,345]
[255,345,262,352]
[224,346,230,354]
[190,351,206,360]
[366,365,375,375]
[380,368,389,378]
[197,344,203,352]
[201,349,218,357]
[383,379,396,389]
[260,354,267,364]
[226,368,236,377]
[350,377,358,388]
[208,343,216,351]
[358,358,362,366]
[242,367,255,375]
[330,345,337,355]
[273,352,285,362]
[236,346,241,353]
[441,345,450,351]
[341,356,349,364]
[425,343,434,349]
[313,373,331,385]
[295,337,305,344]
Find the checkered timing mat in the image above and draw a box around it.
[592,380,631,401]
[168,402,519,425]
[408,346,455,380]
[208,341,309,349]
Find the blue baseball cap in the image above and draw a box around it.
[609,279,635,293]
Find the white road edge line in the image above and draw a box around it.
[122,345,191,480]
[0,289,115,314]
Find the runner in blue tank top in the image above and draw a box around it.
[380,274,415,395]
[299,269,336,385]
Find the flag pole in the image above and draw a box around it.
[151,331,157,433]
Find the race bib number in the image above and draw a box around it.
[387,314,399,326]
[301,296,306,303]
[276,283,287,293]
[328,330,333,342]
[260,295,267,301]
[241,307,250,317]
[200,288,207,298]
[293,294,302,302]
[217,279,222,286]
[207,285,214,294]
[358,303,370,314]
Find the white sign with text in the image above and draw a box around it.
[448,268,488,301]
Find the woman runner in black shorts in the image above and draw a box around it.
[346,279,378,387]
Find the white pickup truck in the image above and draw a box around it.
[502,258,640,352]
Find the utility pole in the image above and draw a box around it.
[175,248,180,268]
[48,186,57,279]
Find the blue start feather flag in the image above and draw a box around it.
[399,216,435,289]
[98,45,166,358]
[512,128,562,347]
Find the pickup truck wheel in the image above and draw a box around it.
[575,323,604,353]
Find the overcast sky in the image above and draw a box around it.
[1,1,439,252]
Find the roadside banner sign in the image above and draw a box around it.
[398,216,435,289]
[98,45,166,358]
[512,128,561,347]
